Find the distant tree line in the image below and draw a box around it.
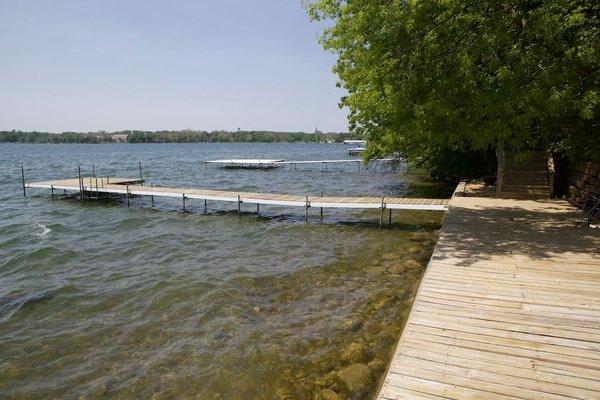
[0,130,362,144]
[0,131,112,143]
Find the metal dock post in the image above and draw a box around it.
[379,197,385,228]
[305,195,310,222]
[320,190,323,221]
[78,165,83,200]
[21,166,26,198]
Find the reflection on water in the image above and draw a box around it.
[0,143,450,399]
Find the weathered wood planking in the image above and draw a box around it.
[377,194,600,400]
[26,177,449,211]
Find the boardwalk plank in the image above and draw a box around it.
[377,194,600,399]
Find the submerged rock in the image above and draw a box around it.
[365,265,386,275]
[385,264,406,275]
[404,259,422,270]
[337,363,372,392]
[341,318,362,332]
[368,358,387,372]
[320,389,343,400]
[89,384,107,397]
[422,239,436,247]
[340,342,367,364]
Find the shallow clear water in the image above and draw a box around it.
[0,143,451,399]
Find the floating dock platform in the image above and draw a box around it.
[205,159,284,169]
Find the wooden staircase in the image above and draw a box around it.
[498,151,551,199]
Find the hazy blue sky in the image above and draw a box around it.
[0,1,348,132]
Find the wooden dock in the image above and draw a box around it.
[25,177,449,213]
[377,187,600,399]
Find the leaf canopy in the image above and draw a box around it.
[306,0,600,169]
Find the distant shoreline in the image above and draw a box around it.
[0,130,361,144]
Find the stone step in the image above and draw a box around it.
[499,191,549,200]
[501,185,550,195]
[507,164,548,170]
[505,171,549,178]
[506,165,548,171]
[503,177,549,185]
[503,180,549,186]
[505,152,546,159]
[506,154,547,160]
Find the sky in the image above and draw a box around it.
[0,0,348,133]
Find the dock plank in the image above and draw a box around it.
[26,177,449,211]
[377,194,600,399]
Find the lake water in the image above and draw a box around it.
[0,143,451,400]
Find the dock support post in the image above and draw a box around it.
[51,185,54,200]
[305,195,310,223]
[379,197,385,228]
[126,185,130,207]
[182,194,186,212]
[321,162,324,172]
[320,190,323,221]
[138,162,143,184]
[204,199,207,213]
[388,208,392,226]
[21,165,26,198]
[78,165,83,200]
[237,195,242,215]
[256,191,260,213]
[150,183,154,207]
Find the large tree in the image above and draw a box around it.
[306,0,600,175]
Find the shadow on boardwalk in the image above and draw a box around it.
[431,197,600,267]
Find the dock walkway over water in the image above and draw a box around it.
[25,177,449,216]
[378,184,600,399]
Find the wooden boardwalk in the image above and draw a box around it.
[377,191,600,399]
[25,177,449,211]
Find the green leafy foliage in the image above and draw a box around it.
[306,0,600,174]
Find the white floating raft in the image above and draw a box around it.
[205,159,284,169]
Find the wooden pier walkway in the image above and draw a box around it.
[25,177,449,211]
[377,187,600,399]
